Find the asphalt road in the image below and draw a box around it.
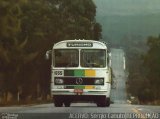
[0,103,160,119]
[0,48,160,119]
[110,48,127,104]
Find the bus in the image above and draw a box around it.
[46,39,112,107]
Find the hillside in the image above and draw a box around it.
[93,0,160,44]
[96,14,160,42]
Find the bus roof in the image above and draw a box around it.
[53,40,107,49]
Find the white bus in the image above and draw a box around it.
[46,40,112,107]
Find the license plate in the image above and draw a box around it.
[74,89,83,93]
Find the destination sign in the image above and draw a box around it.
[67,42,93,47]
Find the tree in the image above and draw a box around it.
[0,0,39,102]
[53,0,99,40]
[0,0,101,103]
[143,35,160,100]
[0,0,22,100]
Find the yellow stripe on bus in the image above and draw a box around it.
[85,86,95,89]
[85,70,96,77]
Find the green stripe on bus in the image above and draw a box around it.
[74,85,85,89]
[64,70,74,76]
[65,85,85,89]
[64,70,85,76]
[65,86,74,89]
[64,69,96,77]
[74,70,85,76]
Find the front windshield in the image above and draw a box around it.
[54,49,79,67]
[81,49,106,68]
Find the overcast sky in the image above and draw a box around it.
[93,0,160,16]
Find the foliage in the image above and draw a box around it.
[0,0,101,102]
[143,36,160,100]
[126,35,160,103]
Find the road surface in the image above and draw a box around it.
[110,48,127,104]
[0,103,160,119]
[0,48,160,119]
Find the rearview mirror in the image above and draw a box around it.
[109,52,112,67]
[45,50,51,60]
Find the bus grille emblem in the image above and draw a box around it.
[76,78,83,85]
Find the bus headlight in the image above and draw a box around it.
[55,78,64,84]
[94,79,104,85]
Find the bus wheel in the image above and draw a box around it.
[64,96,71,107]
[54,96,63,107]
[106,98,110,107]
[96,96,108,107]
[64,101,71,107]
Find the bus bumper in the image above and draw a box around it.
[51,89,110,97]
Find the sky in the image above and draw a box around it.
[93,0,160,16]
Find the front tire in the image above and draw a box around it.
[106,98,110,107]
[54,96,63,107]
[64,101,71,107]
[64,96,71,107]
[96,96,110,107]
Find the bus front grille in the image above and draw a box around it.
[54,77,104,85]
